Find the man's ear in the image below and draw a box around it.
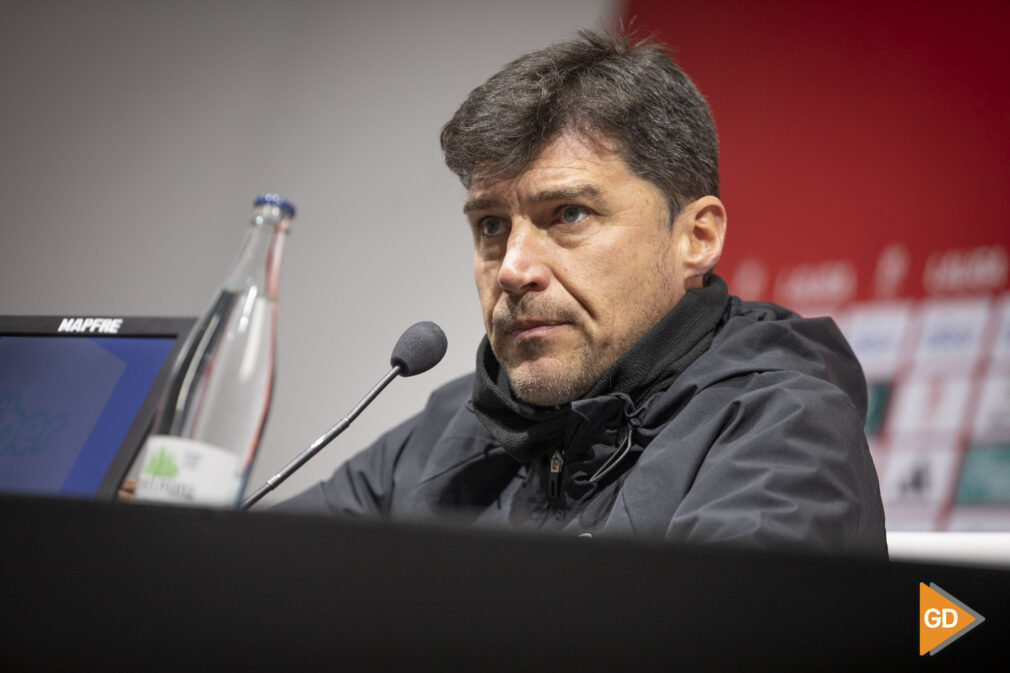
[676,196,726,289]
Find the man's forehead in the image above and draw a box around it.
[463,134,625,215]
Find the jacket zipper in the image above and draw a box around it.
[548,449,564,501]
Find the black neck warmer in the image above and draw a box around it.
[469,274,730,463]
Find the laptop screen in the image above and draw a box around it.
[0,316,195,500]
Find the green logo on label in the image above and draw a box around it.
[143,447,179,478]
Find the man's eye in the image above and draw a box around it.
[560,205,588,224]
[480,217,505,237]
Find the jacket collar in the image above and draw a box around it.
[469,275,730,464]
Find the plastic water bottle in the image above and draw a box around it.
[135,194,295,507]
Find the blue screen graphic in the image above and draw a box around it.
[0,335,175,496]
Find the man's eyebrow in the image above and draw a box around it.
[462,196,503,216]
[462,183,603,215]
[531,183,602,204]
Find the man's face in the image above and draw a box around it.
[465,133,691,406]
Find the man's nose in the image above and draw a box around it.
[497,223,550,295]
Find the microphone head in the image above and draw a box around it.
[390,321,448,376]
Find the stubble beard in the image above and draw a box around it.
[492,312,605,407]
[503,340,601,407]
[489,296,600,407]
[491,284,675,407]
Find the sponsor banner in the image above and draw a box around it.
[956,444,1010,506]
[911,298,992,372]
[625,0,1010,531]
[973,372,1010,440]
[838,301,913,379]
[992,294,1010,366]
[889,374,973,436]
[880,436,961,509]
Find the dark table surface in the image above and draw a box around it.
[1,494,1004,671]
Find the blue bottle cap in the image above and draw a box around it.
[254,194,296,218]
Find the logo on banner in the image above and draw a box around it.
[919,582,985,655]
[923,245,1007,294]
[774,260,857,309]
[874,243,910,298]
[57,317,123,334]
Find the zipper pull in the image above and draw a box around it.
[548,449,564,501]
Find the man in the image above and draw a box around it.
[280,31,887,555]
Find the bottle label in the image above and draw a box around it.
[135,435,241,507]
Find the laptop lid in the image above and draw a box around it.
[0,315,195,500]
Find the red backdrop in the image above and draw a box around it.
[623,0,1010,531]
[623,0,1009,308]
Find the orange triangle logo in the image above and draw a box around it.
[919,583,985,655]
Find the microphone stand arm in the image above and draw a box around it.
[241,365,402,510]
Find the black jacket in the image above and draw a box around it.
[279,296,887,556]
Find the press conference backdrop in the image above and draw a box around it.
[626,0,1010,530]
[2,1,1007,530]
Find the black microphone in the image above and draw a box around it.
[241,321,447,510]
[390,320,447,376]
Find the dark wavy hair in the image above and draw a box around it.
[440,29,720,219]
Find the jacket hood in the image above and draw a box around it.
[405,293,871,531]
[661,297,868,426]
[469,275,730,464]
[560,297,869,504]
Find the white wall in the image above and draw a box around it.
[0,0,615,505]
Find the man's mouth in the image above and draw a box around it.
[504,318,566,342]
